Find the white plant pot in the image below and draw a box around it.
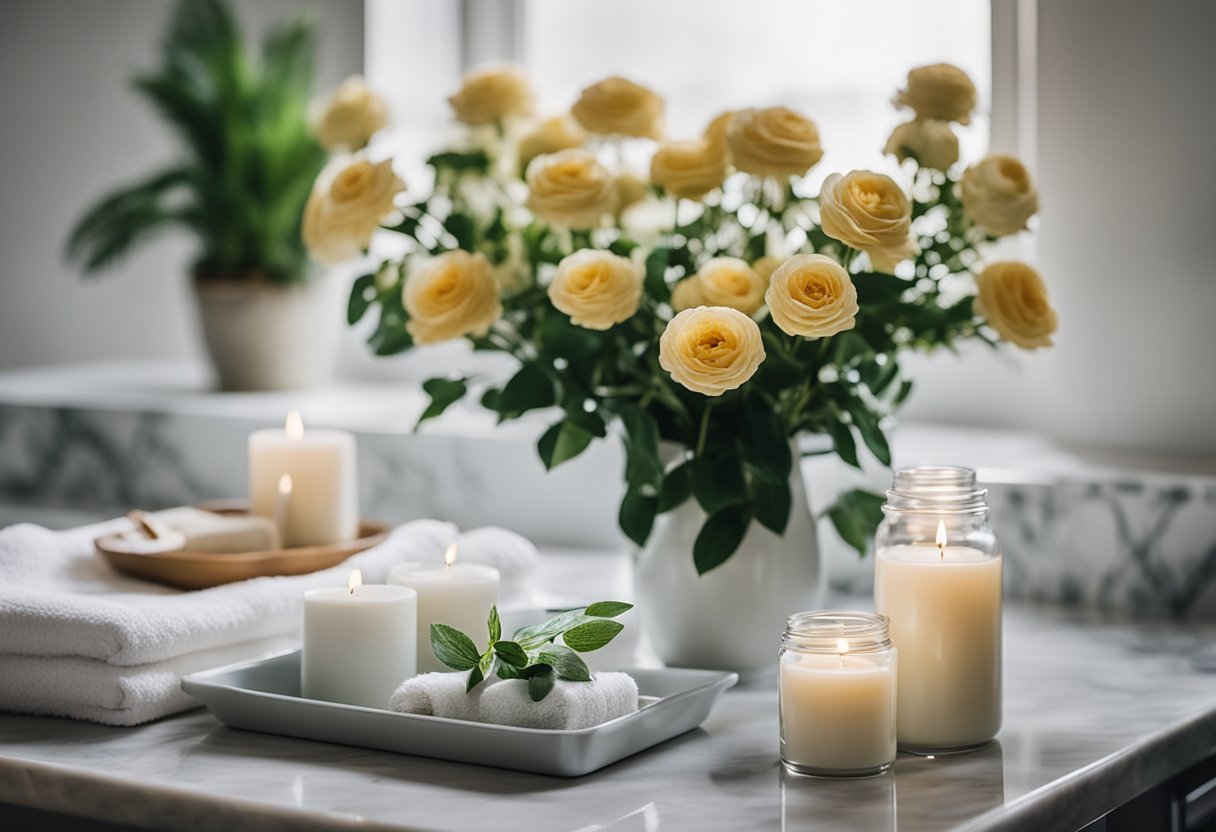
[194,274,343,391]
[635,455,824,680]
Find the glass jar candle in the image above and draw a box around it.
[874,466,1002,753]
[779,611,897,777]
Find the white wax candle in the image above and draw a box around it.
[875,543,1002,751]
[248,410,358,547]
[301,573,417,708]
[779,651,897,774]
[389,551,500,674]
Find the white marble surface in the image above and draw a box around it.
[1,548,1215,832]
[3,361,1215,617]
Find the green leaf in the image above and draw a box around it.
[430,623,481,671]
[619,404,663,491]
[496,662,523,680]
[585,601,633,618]
[644,247,672,302]
[694,504,752,575]
[851,272,909,305]
[465,664,485,692]
[657,460,693,512]
[416,377,468,428]
[825,489,886,556]
[849,407,892,467]
[512,609,592,649]
[690,447,748,515]
[497,364,557,414]
[488,605,501,645]
[539,312,601,359]
[751,471,792,535]
[563,619,625,653]
[478,648,495,679]
[442,213,476,251]
[564,407,608,439]
[347,273,376,325]
[427,149,491,173]
[493,640,529,668]
[538,644,592,682]
[740,395,792,483]
[368,322,412,356]
[523,663,557,702]
[618,487,658,547]
[826,419,860,469]
[537,419,595,470]
[893,379,914,406]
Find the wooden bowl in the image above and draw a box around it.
[96,504,390,591]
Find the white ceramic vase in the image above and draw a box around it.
[194,274,343,391]
[635,456,824,680]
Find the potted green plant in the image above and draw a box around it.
[64,0,332,391]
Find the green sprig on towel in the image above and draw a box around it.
[430,602,632,702]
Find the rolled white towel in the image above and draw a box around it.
[478,672,638,730]
[389,672,489,722]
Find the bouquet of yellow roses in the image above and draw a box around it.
[303,63,1057,573]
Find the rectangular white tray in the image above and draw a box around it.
[182,651,737,777]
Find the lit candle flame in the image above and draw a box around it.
[278,473,293,495]
[285,410,304,440]
[836,637,849,668]
[936,519,948,560]
[348,569,362,594]
[444,543,458,570]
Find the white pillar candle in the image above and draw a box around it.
[389,545,500,674]
[875,525,1002,752]
[302,570,417,708]
[249,410,358,547]
[779,650,897,776]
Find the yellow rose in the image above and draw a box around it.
[702,111,736,150]
[896,63,977,125]
[695,257,766,315]
[726,107,823,178]
[765,254,859,338]
[974,261,1058,350]
[571,76,664,139]
[751,256,781,283]
[659,307,765,397]
[650,138,728,199]
[884,119,959,171]
[448,64,533,125]
[548,249,643,330]
[525,149,615,229]
[818,171,919,273]
[403,251,503,344]
[960,154,1040,236]
[518,115,585,167]
[670,277,707,312]
[302,157,405,265]
[312,75,388,152]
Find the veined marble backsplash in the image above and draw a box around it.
[1,363,1214,619]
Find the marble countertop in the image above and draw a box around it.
[2,568,1215,832]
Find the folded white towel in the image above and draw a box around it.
[388,672,493,722]
[0,518,457,665]
[0,635,295,726]
[390,671,638,730]
[479,673,639,730]
[427,526,540,607]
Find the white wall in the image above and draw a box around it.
[899,0,1216,454]
[0,0,364,370]
[2,0,1213,455]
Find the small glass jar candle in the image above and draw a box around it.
[874,466,1002,754]
[779,611,897,778]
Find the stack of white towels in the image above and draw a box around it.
[0,517,536,726]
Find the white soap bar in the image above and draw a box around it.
[153,507,281,553]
